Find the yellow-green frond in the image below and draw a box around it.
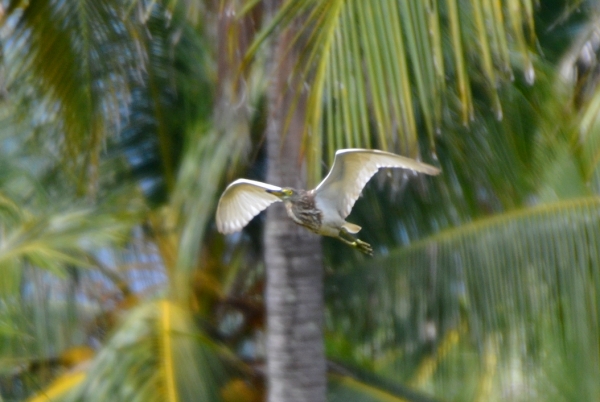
[327,196,600,399]
[246,0,538,187]
[27,370,87,402]
[64,300,229,402]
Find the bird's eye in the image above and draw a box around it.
[285,189,293,195]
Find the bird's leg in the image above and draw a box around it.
[338,228,373,256]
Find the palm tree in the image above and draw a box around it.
[245,0,600,400]
[262,26,327,401]
[2,1,600,402]
[0,1,251,400]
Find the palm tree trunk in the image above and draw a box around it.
[263,26,327,402]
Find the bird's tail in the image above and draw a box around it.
[343,222,362,233]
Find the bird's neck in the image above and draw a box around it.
[283,191,321,232]
[284,201,304,226]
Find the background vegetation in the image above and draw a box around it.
[0,0,599,401]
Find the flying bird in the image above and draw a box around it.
[216,149,440,255]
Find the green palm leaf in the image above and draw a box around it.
[0,189,143,391]
[27,370,87,402]
[3,0,139,182]
[244,0,538,187]
[327,196,600,399]
[328,366,443,402]
[54,300,229,402]
[0,194,141,276]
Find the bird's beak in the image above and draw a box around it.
[266,189,285,198]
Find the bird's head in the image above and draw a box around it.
[266,187,297,200]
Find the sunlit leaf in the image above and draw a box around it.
[2,0,139,184]
[327,196,600,399]
[65,300,229,402]
[27,370,86,402]
[244,0,538,186]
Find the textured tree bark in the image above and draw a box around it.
[263,27,327,402]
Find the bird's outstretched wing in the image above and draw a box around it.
[314,149,440,219]
[216,179,283,234]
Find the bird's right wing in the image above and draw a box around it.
[216,179,283,234]
[314,149,440,219]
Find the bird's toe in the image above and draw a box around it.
[355,239,373,256]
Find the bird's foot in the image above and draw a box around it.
[354,239,373,256]
[338,229,373,256]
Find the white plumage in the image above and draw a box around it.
[216,179,283,234]
[314,149,440,219]
[215,149,440,254]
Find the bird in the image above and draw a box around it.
[216,149,440,255]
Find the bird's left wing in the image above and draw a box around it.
[216,179,283,234]
[314,149,440,219]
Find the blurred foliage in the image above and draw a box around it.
[244,0,548,186]
[0,0,599,401]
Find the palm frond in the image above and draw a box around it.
[0,190,144,399]
[323,71,557,268]
[328,363,443,402]
[27,370,87,402]
[555,18,600,194]
[244,0,537,187]
[0,193,142,276]
[170,8,270,297]
[172,125,250,298]
[112,3,214,203]
[62,300,229,402]
[328,375,418,402]
[326,196,600,399]
[2,0,139,184]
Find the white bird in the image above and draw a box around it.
[216,149,440,255]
